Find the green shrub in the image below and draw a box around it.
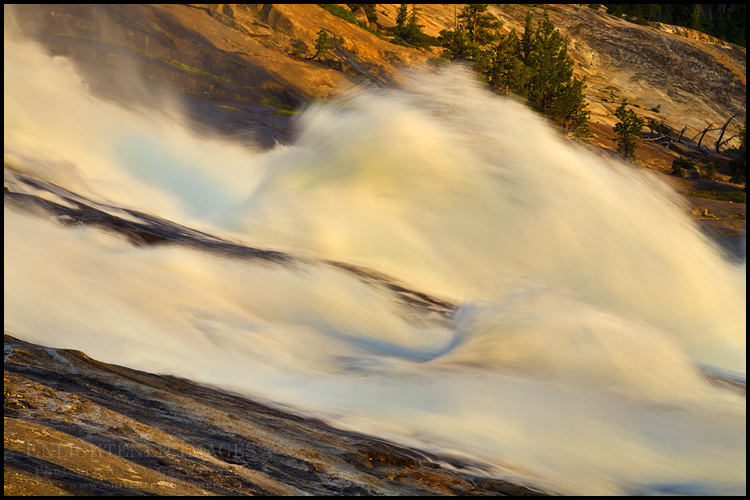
[388,34,414,48]
[613,100,644,160]
[261,96,287,107]
[687,190,746,203]
[319,3,385,38]
[670,156,695,176]
[672,157,696,170]
[289,40,308,58]
[319,4,358,24]
[699,163,718,181]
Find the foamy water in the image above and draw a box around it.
[4,13,746,495]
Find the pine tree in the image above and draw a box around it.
[520,11,535,65]
[712,7,727,40]
[524,10,569,114]
[457,4,502,47]
[486,29,529,94]
[438,7,589,135]
[393,4,431,48]
[725,4,746,47]
[439,4,502,65]
[312,30,330,60]
[520,10,590,135]
[660,5,672,24]
[438,28,478,61]
[632,4,645,24]
[613,100,644,160]
[395,4,408,36]
[361,4,377,24]
[689,6,702,31]
[550,76,591,137]
[644,4,660,23]
[405,5,427,45]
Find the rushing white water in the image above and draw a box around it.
[4,16,746,496]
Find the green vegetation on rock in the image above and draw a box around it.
[687,190,746,204]
[312,29,330,60]
[318,4,360,25]
[391,4,437,49]
[318,4,387,40]
[605,4,746,47]
[261,96,298,116]
[613,99,645,160]
[439,6,590,137]
[729,123,746,185]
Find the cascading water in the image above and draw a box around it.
[4,13,746,496]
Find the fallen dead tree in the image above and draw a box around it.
[641,114,741,161]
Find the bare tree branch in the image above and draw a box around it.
[715,114,736,153]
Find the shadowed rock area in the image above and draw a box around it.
[4,335,545,496]
[8,4,432,148]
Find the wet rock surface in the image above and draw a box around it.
[4,335,546,496]
[3,169,455,327]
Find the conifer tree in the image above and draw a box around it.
[520,11,535,65]
[439,4,502,66]
[632,4,645,24]
[405,5,425,43]
[312,29,330,60]
[439,6,590,136]
[438,28,477,61]
[523,10,571,115]
[644,4,660,23]
[550,77,591,136]
[393,4,431,48]
[521,10,590,135]
[457,4,502,46]
[659,5,672,24]
[712,7,727,40]
[689,6,702,31]
[365,4,377,23]
[395,4,408,35]
[486,29,529,94]
[613,100,645,160]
